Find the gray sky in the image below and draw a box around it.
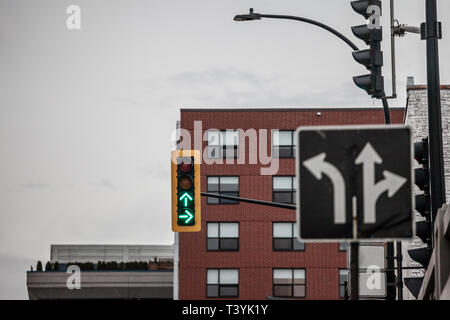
[0,0,449,299]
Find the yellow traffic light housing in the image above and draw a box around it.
[171,150,201,232]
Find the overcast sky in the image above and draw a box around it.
[0,0,449,299]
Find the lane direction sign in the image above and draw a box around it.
[296,125,414,241]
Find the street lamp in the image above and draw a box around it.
[234,8,359,51]
[233,8,260,21]
[233,7,390,124]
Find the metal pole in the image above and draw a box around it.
[386,242,396,299]
[201,192,296,210]
[350,242,359,300]
[380,97,395,300]
[381,96,391,124]
[396,241,403,300]
[425,0,446,224]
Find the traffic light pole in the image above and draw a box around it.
[396,241,403,300]
[381,96,396,300]
[381,94,391,124]
[424,0,446,222]
[379,97,396,300]
[350,242,359,300]
[201,192,296,210]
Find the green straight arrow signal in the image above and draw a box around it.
[179,209,194,224]
[179,192,193,207]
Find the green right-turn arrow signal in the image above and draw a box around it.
[179,209,193,224]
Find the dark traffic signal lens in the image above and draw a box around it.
[179,175,193,190]
[179,162,193,173]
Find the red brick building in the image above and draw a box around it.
[178,107,405,300]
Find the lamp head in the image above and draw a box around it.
[234,8,261,21]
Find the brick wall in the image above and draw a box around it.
[178,108,405,300]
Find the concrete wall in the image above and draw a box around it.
[27,271,173,300]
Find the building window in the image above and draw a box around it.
[207,176,239,204]
[273,222,305,251]
[272,130,297,158]
[339,269,349,298]
[273,176,296,204]
[273,269,306,298]
[207,269,239,298]
[207,223,239,251]
[207,130,239,159]
[339,242,348,252]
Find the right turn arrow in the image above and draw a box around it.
[179,209,194,224]
[355,143,407,224]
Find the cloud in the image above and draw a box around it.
[119,67,376,110]
[88,179,115,190]
[170,68,266,89]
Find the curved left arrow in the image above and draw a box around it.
[303,153,347,224]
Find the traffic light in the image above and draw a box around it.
[171,150,201,232]
[350,0,384,98]
[405,138,432,298]
[412,138,432,246]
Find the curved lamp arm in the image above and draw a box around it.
[258,14,360,52]
[234,9,390,124]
